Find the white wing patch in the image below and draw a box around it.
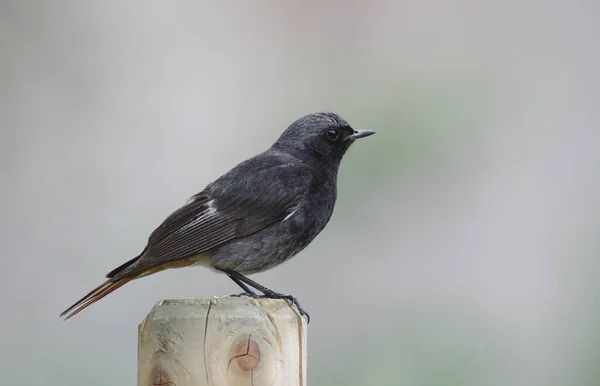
[175,199,217,234]
[205,199,217,215]
[282,208,297,223]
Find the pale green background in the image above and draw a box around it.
[1,1,599,385]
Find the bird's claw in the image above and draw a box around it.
[229,292,261,299]
[261,291,310,324]
[284,296,310,324]
[228,291,310,323]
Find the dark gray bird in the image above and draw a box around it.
[60,112,375,322]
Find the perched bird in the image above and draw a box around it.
[60,112,375,322]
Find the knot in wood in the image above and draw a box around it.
[150,364,176,386]
[232,337,260,371]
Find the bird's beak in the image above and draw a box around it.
[345,130,376,141]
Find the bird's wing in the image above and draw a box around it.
[109,160,311,279]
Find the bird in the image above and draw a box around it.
[60,111,375,322]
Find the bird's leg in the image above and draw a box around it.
[221,269,310,323]
[226,273,257,295]
[218,268,261,298]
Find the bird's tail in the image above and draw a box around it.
[59,253,201,320]
[60,277,134,320]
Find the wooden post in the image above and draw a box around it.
[138,297,307,386]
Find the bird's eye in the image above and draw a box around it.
[325,129,340,142]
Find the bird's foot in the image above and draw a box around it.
[229,291,261,299]
[261,291,310,324]
[228,291,310,323]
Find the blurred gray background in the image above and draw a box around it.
[1,1,599,385]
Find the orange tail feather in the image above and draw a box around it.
[60,257,199,320]
[60,277,133,320]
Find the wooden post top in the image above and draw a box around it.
[138,297,307,386]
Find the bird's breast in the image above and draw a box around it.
[209,188,336,275]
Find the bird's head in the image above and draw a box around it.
[272,112,375,167]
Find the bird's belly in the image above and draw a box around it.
[209,212,328,274]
